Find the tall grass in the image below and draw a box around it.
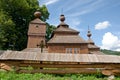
[0,71,120,80]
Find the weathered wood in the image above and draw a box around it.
[102,69,120,76]
[19,63,120,69]
[19,69,102,74]
[1,60,120,69]
[102,70,113,76]
[1,60,120,75]
[0,63,12,71]
[112,69,120,75]
[1,51,120,63]
[17,68,120,75]
[0,60,22,67]
[0,51,120,75]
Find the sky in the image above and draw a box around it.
[39,0,120,51]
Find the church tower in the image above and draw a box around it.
[27,11,46,48]
[87,27,100,53]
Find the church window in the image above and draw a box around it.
[66,48,80,54]
[66,48,72,53]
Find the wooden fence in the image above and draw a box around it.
[0,50,120,76]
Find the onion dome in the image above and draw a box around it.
[58,14,69,28]
[34,11,41,18]
[87,26,94,44]
[87,30,92,38]
[60,14,65,22]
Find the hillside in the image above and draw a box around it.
[101,49,120,56]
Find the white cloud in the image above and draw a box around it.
[46,0,58,5]
[95,21,111,30]
[39,0,59,6]
[101,32,120,51]
[66,18,82,31]
[65,0,104,17]
[65,0,93,12]
[66,10,91,17]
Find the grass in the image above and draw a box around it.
[0,71,120,80]
[101,49,120,55]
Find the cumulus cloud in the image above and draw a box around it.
[101,32,120,51]
[95,21,111,30]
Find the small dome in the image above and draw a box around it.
[34,11,41,18]
[60,14,65,22]
[87,30,92,37]
[87,33,91,37]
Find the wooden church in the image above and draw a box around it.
[27,11,102,54]
[1,11,120,76]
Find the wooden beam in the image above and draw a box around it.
[19,63,120,68]
[102,69,120,76]
[1,60,120,69]
[18,69,102,74]
[1,60,120,75]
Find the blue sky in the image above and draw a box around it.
[39,0,120,51]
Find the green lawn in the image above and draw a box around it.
[0,71,120,80]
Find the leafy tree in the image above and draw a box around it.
[46,23,56,41]
[0,0,49,50]
[0,11,16,49]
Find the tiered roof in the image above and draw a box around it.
[48,35,87,43]
[47,14,87,44]
[54,26,79,34]
[87,28,100,49]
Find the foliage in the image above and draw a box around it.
[46,23,56,41]
[1,71,120,80]
[0,10,16,49]
[0,0,49,50]
[101,49,120,56]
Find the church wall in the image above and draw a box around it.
[48,44,65,53]
[27,20,46,48]
[27,35,45,48]
[28,24,46,34]
[48,43,88,54]
[88,48,100,52]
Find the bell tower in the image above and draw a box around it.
[27,11,46,48]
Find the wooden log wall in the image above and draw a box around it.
[0,60,120,76]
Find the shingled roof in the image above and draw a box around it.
[47,14,87,44]
[30,18,45,24]
[87,38,100,49]
[86,28,100,49]
[48,35,87,43]
[0,51,120,63]
[88,44,100,49]
[54,26,79,34]
[90,51,105,55]
[0,50,4,56]
[87,38,94,44]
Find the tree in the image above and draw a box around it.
[0,10,16,49]
[0,0,49,50]
[46,23,56,42]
